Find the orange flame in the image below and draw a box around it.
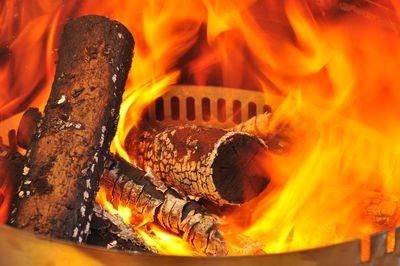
[1,0,400,256]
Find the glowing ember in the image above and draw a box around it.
[1,0,400,256]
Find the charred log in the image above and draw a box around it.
[100,155,229,256]
[87,202,157,254]
[125,124,270,206]
[7,15,134,243]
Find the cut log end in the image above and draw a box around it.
[211,132,270,204]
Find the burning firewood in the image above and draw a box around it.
[100,155,228,255]
[87,202,157,254]
[7,15,134,243]
[13,106,263,255]
[100,155,264,256]
[125,124,270,206]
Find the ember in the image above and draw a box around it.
[1,0,400,261]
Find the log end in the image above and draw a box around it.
[212,132,270,205]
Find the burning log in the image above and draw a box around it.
[12,107,262,255]
[100,155,229,256]
[87,202,157,254]
[7,15,134,243]
[125,124,270,206]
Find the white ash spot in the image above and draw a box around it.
[112,74,117,83]
[74,122,82,129]
[107,240,118,249]
[72,227,79,238]
[78,236,83,243]
[99,133,105,147]
[22,166,30,176]
[84,222,90,234]
[86,179,91,189]
[90,163,95,173]
[117,33,123,39]
[102,126,106,133]
[116,66,120,71]
[57,95,66,105]
[23,180,31,185]
[80,206,86,216]
[83,191,89,201]
[18,191,25,198]
[94,152,99,163]
[26,191,31,197]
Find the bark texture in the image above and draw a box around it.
[125,125,270,205]
[7,15,134,243]
[100,155,229,256]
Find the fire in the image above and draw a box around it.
[96,188,196,255]
[1,0,400,257]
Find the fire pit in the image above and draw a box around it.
[1,0,400,265]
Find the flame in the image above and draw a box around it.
[96,188,196,255]
[1,0,400,257]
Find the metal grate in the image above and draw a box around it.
[145,85,279,128]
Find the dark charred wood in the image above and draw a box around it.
[17,108,41,149]
[87,202,156,254]
[125,124,270,206]
[7,15,134,243]
[100,155,229,256]
[0,144,24,222]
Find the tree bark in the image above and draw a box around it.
[125,124,270,206]
[7,15,134,243]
